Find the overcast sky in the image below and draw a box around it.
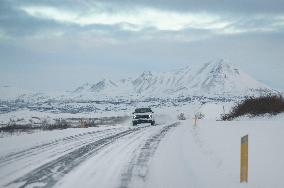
[0,0,284,92]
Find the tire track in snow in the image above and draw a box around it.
[5,126,149,188]
[0,127,125,168]
[0,127,130,184]
[119,122,179,188]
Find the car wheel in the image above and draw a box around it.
[151,121,155,126]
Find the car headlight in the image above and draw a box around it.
[149,114,152,118]
[133,115,136,119]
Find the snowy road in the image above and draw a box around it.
[1,116,284,188]
[0,123,179,188]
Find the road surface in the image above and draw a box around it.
[0,123,179,188]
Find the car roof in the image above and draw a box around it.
[134,108,152,112]
[135,107,151,110]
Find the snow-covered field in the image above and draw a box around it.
[0,104,284,188]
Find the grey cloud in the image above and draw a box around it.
[22,0,284,14]
[101,0,284,14]
[0,1,211,41]
[1,0,284,39]
[0,1,64,37]
[0,1,123,38]
[7,0,284,15]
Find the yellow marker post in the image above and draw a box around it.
[240,135,248,183]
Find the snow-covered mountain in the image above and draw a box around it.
[0,59,278,102]
[70,59,276,99]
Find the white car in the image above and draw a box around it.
[132,108,155,126]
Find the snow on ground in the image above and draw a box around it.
[0,125,134,187]
[0,104,284,188]
[55,124,177,188]
[146,117,284,188]
[0,125,130,156]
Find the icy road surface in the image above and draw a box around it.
[0,123,179,188]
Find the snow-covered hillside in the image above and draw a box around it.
[70,59,276,99]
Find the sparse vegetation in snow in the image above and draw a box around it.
[221,95,284,120]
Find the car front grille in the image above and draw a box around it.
[134,115,150,119]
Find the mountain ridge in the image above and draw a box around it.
[70,59,276,99]
[0,59,278,101]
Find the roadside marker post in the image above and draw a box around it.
[80,119,87,128]
[192,115,197,126]
[240,135,248,183]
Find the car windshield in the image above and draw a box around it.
[134,108,152,113]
